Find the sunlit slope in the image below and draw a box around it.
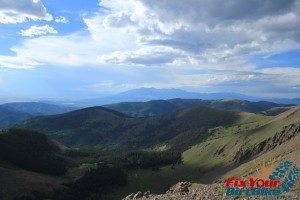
[183,106,300,181]
[112,107,299,197]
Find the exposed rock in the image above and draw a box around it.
[123,182,300,200]
[133,191,143,199]
[144,190,150,197]
[168,181,191,193]
[235,122,300,162]
[123,193,135,200]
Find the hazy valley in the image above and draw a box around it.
[0,90,299,199]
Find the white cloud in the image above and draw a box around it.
[103,12,134,28]
[0,0,52,24]
[97,0,300,66]
[258,67,300,87]
[1,33,99,67]
[0,0,299,97]
[20,25,58,37]
[55,16,68,23]
[0,55,41,69]
[0,75,3,85]
[3,0,300,69]
[88,66,300,98]
[98,47,184,66]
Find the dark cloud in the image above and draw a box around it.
[139,0,297,24]
[0,0,51,23]
[0,0,48,17]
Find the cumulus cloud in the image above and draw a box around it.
[20,25,58,37]
[103,11,134,28]
[0,0,52,24]
[139,0,296,23]
[0,33,100,67]
[0,0,299,97]
[98,47,184,66]
[54,16,68,23]
[98,0,300,66]
[3,0,300,68]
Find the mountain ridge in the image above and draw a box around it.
[17,105,237,150]
[2,102,76,116]
[0,106,32,129]
[105,98,294,117]
[53,88,299,106]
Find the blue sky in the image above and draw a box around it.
[0,0,299,100]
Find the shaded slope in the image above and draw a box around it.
[0,129,79,200]
[18,106,237,150]
[0,129,70,175]
[0,106,32,129]
[105,100,177,117]
[0,166,66,200]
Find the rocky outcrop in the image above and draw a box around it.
[123,182,300,200]
[123,190,152,200]
[235,122,300,162]
[168,181,191,193]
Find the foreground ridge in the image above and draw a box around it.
[123,181,300,200]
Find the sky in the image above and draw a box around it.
[0,0,299,100]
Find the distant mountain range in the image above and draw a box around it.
[105,99,293,117]
[73,88,257,106]
[0,102,76,129]
[62,88,300,106]
[15,98,295,150]
[0,106,32,129]
[1,88,299,107]
[2,102,76,116]
[0,95,295,129]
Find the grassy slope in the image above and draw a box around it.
[110,107,300,199]
[222,106,300,179]
[263,106,292,116]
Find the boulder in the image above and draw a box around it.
[144,190,151,197]
[133,191,143,199]
[169,181,191,193]
[123,193,135,200]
